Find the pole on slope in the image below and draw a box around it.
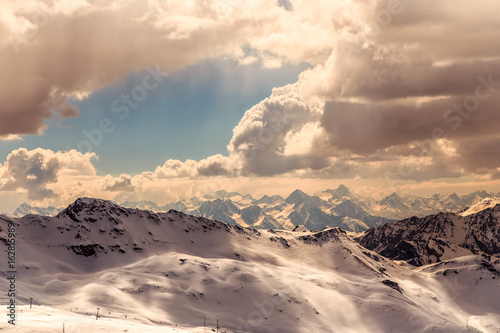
[96,307,100,320]
[29,298,33,309]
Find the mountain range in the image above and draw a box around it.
[9,186,499,233]
[358,203,500,266]
[0,197,498,332]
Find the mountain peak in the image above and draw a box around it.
[285,189,309,204]
[323,185,351,198]
[58,197,121,219]
[255,194,284,205]
[379,192,407,211]
[459,196,500,216]
[335,184,351,196]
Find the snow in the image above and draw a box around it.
[459,197,500,216]
[0,198,499,332]
[5,305,198,333]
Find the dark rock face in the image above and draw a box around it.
[382,280,404,294]
[357,205,500,266]
[69,244,105,257]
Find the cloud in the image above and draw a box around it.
[154,159,198,179]
[150,154,237,179]
[221,0,500,182]
[227,83,327,176]
[197,154,236,176]
[0,148,96,200]
[0,0,305,137]
[101,174,135,192]
[0,134,22,141]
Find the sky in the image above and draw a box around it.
[1,0,500,213]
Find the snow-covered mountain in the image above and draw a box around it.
[9,187,496,232]
[358,191,494,220]
[119,187,495,232]
[120,188,394,232]
[458,197,500,216]
[11,202,62,217]
[357,204,500,266]
[0,197,498,332]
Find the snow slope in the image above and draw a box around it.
[459,197,500,216]
[0,198,498,332]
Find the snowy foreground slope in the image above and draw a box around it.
[0,198,499,332]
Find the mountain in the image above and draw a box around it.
[119,199,162,211]
[254,194,284,205]
[285,189,326,208]
[121,200,188,212]
[0,198,498,332]
[461,190,492,206]
[12,202,62,217]
[339,216,370,232]
[322,184,351,199]
[189,198,241,225]
[331,199,392,228]
[14,186,497,233]
[287,202,342,230]
[359,190,496,220]
[459,197,500,216]
[357,204,500,266]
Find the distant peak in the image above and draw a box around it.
[290,189,306,195]
[385,192,404,201]
[323,185,351,198]
[285,189,309,203]
[335,184,351,196]
[19,202,31,207]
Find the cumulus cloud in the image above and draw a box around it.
[101,174,135,192]
[0,148,96,200]
[227,83,327,176]
[154,159,199,179]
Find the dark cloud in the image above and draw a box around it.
[455,137,500,173]
[321,91,500,155]
[277,0,293,11]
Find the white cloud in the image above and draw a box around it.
[0,134,22,141]
[0,148,96,200]
[100,174,135,192]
